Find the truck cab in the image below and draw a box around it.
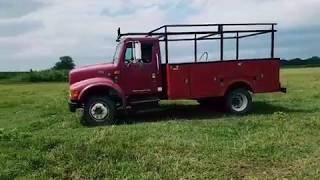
[69,37,164,125]
[69,23,286,126]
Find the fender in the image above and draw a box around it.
[222,78,254,96]
[70,77,126,107]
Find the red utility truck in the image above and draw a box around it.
[69,23,286,125]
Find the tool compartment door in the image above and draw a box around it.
[253,59,280,93]
[166,64,191,99]
[189,63,223,98]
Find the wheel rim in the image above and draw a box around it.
[89,102,109,121]
[231,93,248,112]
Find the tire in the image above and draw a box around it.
[82,96,116,126]
[225,88,252,115]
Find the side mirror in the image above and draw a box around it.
[134,42,142,61]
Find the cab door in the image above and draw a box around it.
[119,41,160,96]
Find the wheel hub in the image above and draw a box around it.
[231,93,248,112]
[90,103,109,120]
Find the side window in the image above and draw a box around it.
[141,44,153,63]
[124,41,153,64]
[125,43,134,64]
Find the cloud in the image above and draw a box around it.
[186,0,320,29]
[0,0,45,19]
[0,20,43,37]
[0,0,319,71]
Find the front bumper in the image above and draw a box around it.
[68,101,81,112]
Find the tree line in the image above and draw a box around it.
[0,56,75,83]
[280,56,320,67]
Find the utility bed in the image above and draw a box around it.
[165,58,281,99]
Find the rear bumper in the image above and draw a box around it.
[68,101,81,112]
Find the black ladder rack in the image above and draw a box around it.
[117,23,277,64]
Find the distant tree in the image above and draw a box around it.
[280,56,320,67]
[53,56,75,70]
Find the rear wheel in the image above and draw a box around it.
[225,88,252,115]
[82,96,116,126]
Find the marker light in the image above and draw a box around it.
[70,90,80,100]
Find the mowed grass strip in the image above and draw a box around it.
[0,68,320,179]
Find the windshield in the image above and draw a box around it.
[113,42,123,64]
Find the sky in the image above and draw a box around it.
[0,0,319,71]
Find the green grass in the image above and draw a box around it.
[1,68,320,179]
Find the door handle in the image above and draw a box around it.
[184,78,189,84]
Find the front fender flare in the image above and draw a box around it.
[71,78,126,107]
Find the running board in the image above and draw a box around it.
[129,99,160,105]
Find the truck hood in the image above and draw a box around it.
[69,63,116,85]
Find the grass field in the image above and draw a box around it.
[0,68,320,179]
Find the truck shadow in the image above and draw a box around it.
[250,101,312,115]
[121,101,313,125]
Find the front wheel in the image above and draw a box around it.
[225,88,252,115]
[82,96,116,126]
